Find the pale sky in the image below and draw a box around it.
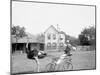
[12,1,95,38]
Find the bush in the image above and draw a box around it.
[77,46,95,51]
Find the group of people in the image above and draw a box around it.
[26,40,76,72]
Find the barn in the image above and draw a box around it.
[11,33,44,53]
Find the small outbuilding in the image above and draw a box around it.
[11,33,44,53]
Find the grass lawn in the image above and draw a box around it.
[11,50,96,74]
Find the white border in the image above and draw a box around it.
[0,0,100,75]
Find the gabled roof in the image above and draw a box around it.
[44,25,59,34]
[59,31,66,35]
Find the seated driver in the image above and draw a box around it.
[56,40,72,64]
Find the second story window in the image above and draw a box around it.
[59,35,63,40]
[53,34,56,40]
[60,37,63,40]
[47,33,51,40]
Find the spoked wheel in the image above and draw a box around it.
[57,64,65,71]
[62,62,73,71]
[46,63,56,72]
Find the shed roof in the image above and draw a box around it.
[11,33,44,44]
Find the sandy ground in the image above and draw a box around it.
[11,50,96,74]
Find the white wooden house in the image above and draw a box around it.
[44,25,66,50]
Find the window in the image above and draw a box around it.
[52,42,57,47]
[59,43,64,47]
[53,34,56,40]
[60,37,63,40]
[47,33,51,40]
[59,35,63,40]
[47,42,51,47]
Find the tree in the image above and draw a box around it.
[36,33,44,43]
[79,34,90,45]
[12,26,27,37]
[64,33,79,46]
[78,26,95,46]
[11,25,27,51]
